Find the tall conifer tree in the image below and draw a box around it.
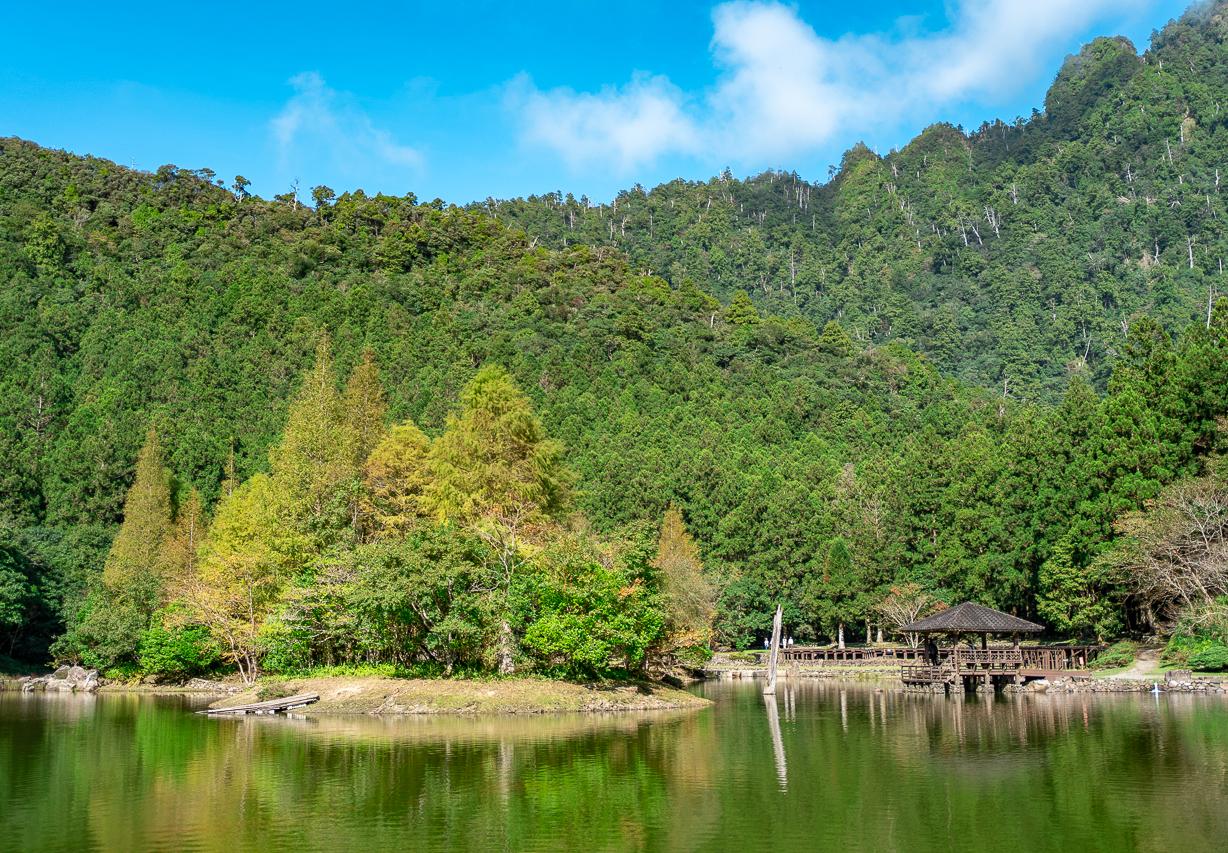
[159,487,205,582]
[361,420,431,538]
[342,349,388,467]
[268,334,356,545]
[425,365,572,672]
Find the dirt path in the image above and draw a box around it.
[1104,647,1163,680]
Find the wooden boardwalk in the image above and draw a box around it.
[198,693,320,716]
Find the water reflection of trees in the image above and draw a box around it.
[3,690,1228,852]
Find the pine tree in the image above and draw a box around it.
[103,426,173,591]
[653,505,715,647]
[361,420,432,538]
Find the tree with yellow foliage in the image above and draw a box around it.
[267,334,358,549]
[653,505,715,649]
[183,474,290,682]
[158,487,205,582]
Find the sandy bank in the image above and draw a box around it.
[210,676,711,715]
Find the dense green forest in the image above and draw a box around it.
[2,3,1228,678]
[482,8,1228,401]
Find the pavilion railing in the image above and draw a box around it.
[950,648,1024,673]
[778,644,1102,669]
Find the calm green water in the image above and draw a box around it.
[2,682,1227,852]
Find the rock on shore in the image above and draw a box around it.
[1043,675,1227,694]
[21,666,100,693]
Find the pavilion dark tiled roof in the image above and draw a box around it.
[900,602,1044,634]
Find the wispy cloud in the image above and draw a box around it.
[512,0,1145,171]
[271,72,423,181]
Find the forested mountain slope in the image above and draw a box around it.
[1,3,1228,669]
[483,3,1228,400]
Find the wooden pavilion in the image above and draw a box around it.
[898,602,1045,693]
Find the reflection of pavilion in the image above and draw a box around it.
[897,602,1097,693]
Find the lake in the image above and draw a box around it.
[2,681,1226,852]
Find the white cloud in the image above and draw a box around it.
[507,72,698,173]
[512,0,1145,170]
[271,72,423,179]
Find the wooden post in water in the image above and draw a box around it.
[763,691,788,790]
[764,604,783,694]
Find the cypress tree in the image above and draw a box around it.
[189,474,289,682]
[361,420,432,538]
[102,426,173,591]
[425,364,572,673]
[268,334,356,545]
[342,349,388,467]
[425,364,570,526]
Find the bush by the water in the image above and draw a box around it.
[137,619,219,679]
[1164,635,1228,672]
[1090,640,1137,670]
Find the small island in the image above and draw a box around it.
[209,676,709,715]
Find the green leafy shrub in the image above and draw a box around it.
[1165,634,1228,671]
[674,645,713,669]
[101,662,140,682]
[257,619,314,675]
[137,619,219,679]
[1090,640,1136,670]
[1187,643,1228,672]
[520,535,665,679]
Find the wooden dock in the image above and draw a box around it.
[197,693,320,716]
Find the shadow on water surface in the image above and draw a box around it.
[2,683,1227,852]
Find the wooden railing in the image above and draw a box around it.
[1018,646,1097,671]
[900,664,952,683]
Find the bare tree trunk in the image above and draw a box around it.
[837,622,845,650]
[764,604,783,694]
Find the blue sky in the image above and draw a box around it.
[1,1,1191,204]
